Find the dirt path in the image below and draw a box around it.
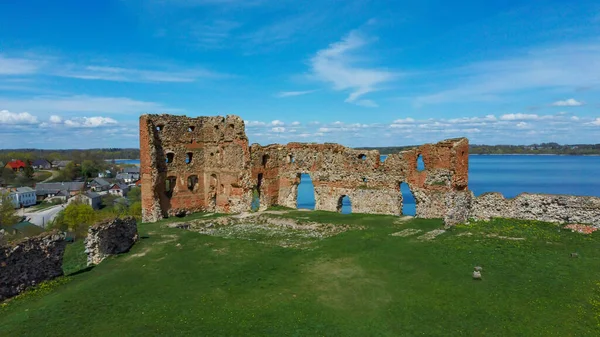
[39,170,59,183]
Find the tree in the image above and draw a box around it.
[62,202,96,236]
[127,187,141,203]
[81,160,100,178]
[129,201,142,220]
[0,191,18,228]
[24,160,34,180]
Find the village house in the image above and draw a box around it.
[108,183,129,197]
[89,178,111,192]
[4,160,26,172]
[51,160,72,170]
[31,159,52,170]
[35,182,85,201]
[97,170,112,178]
[116,172,139,184]
[70,191,101,210]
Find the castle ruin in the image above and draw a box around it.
[140,114,469,222]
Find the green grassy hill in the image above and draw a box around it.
[1,211,599,336]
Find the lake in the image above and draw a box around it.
[117,155,600,215]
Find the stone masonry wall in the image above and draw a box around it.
[443,191,600,227]
[140,114,469,221]
[0,230,66,302]
[85,217,139,266]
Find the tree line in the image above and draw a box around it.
[357,143,600,155]
[0,148,140,164]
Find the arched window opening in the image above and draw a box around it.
[417,154,425,172]
[399,182,416,216]
[229,124,235,129]
[186,152,193,164]
[262,154,269,167]
[288,154,295,164]
[362,177,368,183]
[358,154,367,161]
[337,195,352,214]
[214,125,219,131]
[165,176,177,198]
[156,125,164,132]
[187,175,198,191]
[297,173,316,210]
[166,152,174,164]
[188,126,195,132]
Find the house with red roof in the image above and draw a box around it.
[4,160,26,172]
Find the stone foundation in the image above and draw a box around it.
[84,217,139,266]
[443,191,600,226]
[0,230,66,302]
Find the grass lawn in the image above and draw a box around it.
[1,211,599,336]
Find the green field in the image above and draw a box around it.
[1,211,599,336]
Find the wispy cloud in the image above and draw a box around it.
[184,20,241,49]
[275,90,317,98]
[310,30,396,107]
[415,43,600,105]
[1,54,230,83]
[551,98,584,106]
[0,95,178,115]
[55,64,229,83]
[0,55,42,75]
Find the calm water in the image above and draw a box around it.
[119,156,600,215]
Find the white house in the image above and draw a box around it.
[108,183,129,197]
[0,187,36,208]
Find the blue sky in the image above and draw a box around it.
[1,0,599,149]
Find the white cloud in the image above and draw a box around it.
[552,98,584,106]
[271,126,285,133]
[590,118,600,126]
[271,120,284,126]
[392,117,416,124]
[64,117,118,128]
[245,120,266,127]
[516,122,528,128]
[318,127,332,132]
[500,113,540,121]
[310,30,396,106]
[0,110,38,124]
[49,115,62,123]
[571,116,580,121]
[276,90,317,98]
[291,121,301,126]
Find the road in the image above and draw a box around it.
[21,204,65,228]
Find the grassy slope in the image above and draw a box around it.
[1,212,599,336]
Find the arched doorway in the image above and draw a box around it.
[337,195,352,214]
[399,182,416,215]
[296,173,315,210]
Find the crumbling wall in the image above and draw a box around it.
[85,217,139,266]
[0,230,66,302]
[249,138,469,217]
[443,191,600,226]
[140,114,468,221]
[140,114,253,222]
